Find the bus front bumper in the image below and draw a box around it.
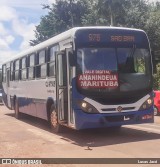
[74,108,154,130]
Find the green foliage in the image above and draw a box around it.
[136,58,145,73]
[96,0,128,26]
[31,0,160,50]
[144,2,160,51]
[30,0,90,45]
[123,0,149,27]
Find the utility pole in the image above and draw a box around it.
[69,0,74,27]
[108,0,114,26]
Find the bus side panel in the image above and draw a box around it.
[19,97,28,114]
[19,97,36,117]
[35,100,48,120]
[15,78,56,120]
[18,97,48,120]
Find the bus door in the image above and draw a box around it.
[6,68,11,108]
[56,49,75,128]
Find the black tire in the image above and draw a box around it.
[14,99,22,119]
[49,105,64,133]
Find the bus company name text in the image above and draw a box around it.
[45,81,55,87]
[2,159,42,165]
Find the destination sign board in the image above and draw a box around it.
[78,70,118,88]
[75,28,149,48]
[88,34,135,42]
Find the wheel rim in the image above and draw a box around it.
[51,111,58,128]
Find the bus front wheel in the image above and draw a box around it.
[50,105,64,133]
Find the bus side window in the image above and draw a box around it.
[10,62,14,81]
[20,57,27,80]
[28,54,35,80]
[48,45,59,77]
[2,65,6,83]
[14,60,20,81]
[36,50,46,78]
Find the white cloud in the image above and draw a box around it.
[48,0,56,4]
[0,6,17,57]
[0,5,38,66]
[149,0,160,2]
[0,1,49,67]
[20,30,35,51]
[0,50,18,65]
[0,39,9,50]
[0,0,47,9]
[5,35,15,45]
[0,6,17,21]
[0,35,14,52]
[0,6,16,63]
[0,24,14,51]
[0,23,8,36]
[12,19,36,50]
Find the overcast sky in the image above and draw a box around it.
[0,0,159,66]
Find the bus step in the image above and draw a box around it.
[60,120,68,124]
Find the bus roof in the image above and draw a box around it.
[2,26,145,65]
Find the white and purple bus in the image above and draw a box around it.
[1,27,154,132]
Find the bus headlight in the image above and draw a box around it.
[139,97,153,110]
[77,100,99,113]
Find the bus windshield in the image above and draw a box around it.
[77,47,152,95]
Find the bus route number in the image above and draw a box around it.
[89,34,101,42]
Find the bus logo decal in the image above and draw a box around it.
[117,106,123,112]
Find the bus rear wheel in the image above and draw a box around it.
[50,105,64,133]
[14,99,22,119]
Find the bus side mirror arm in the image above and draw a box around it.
[68,50,76,67]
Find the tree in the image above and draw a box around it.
[30,0,160,53]
[96,0,128,26]
[144,2,160,90]
[123,0,149,28]
[81,0,101,25]
[145,2,160,51]
[30,0,89,45]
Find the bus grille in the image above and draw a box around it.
[102,107,135,112]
